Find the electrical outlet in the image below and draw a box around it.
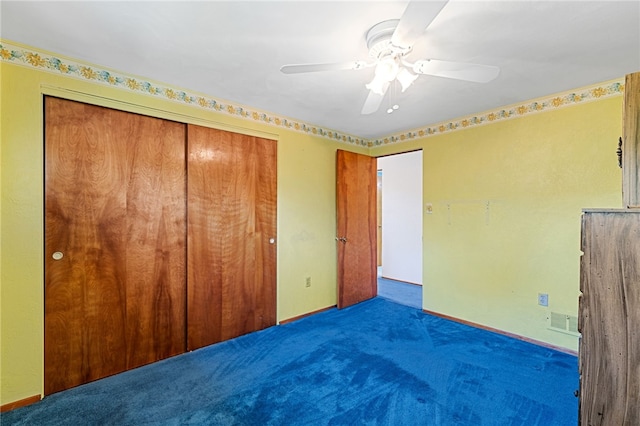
[538,293,549,307]
[305,276,311,288]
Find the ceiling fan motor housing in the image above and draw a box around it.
[366,19,411,60]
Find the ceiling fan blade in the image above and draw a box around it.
[280,61,366,74]
[413,59,500,83]
[391,0,448,49]
[361,82,390,115]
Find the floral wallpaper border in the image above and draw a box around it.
[0,40,368,147]
[1,40,624,149]
[370,80,624,147]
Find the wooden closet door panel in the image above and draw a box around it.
[187,125,276,350]
[217,130,256,342]
[45,97,187,394]
[251,136,277,333]
[186,125,225,348]
[45,98,129,394]
[123,115,186,369]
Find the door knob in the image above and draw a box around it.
[52,251,64,260]
[335,237,347,243]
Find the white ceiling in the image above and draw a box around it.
[2,1,639,139]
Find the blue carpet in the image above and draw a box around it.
[3,298,578,425]
[377,276,422,309]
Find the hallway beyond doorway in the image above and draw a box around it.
[377,268,421,309]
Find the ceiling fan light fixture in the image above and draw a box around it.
[375,57,400,82]
[396,67,418,92]
[366,76,388,96]
[280,1,500,116]
[366,57,399,95]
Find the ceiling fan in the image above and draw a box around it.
[280,0,499,115]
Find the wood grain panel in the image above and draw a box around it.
[579,210,640,425]
[336,150,377,309]
[622,72,640,207]
[247,134,278,337]
[123,112,186,369]
[187,125,276,350]
[45,98,128,394]
[44,97,186,394]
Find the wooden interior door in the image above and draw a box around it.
[44,97,186,395]
[336,149,377,309]
[377,171,382,266]
[187,125,277,350]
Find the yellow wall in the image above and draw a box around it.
[0,55,367,405]
[372,96,622,350]
[0,41,625,405]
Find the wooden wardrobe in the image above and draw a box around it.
[578,72,640,425]
[44,97,276,395]
[579,210,640,425]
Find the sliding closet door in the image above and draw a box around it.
[121,110,186,370]
[187,125,277,350]
[44,97,186,395]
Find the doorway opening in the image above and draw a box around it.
[376,150,423,309]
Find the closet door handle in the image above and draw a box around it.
[336,237,347,244]
[52,251,64,260]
